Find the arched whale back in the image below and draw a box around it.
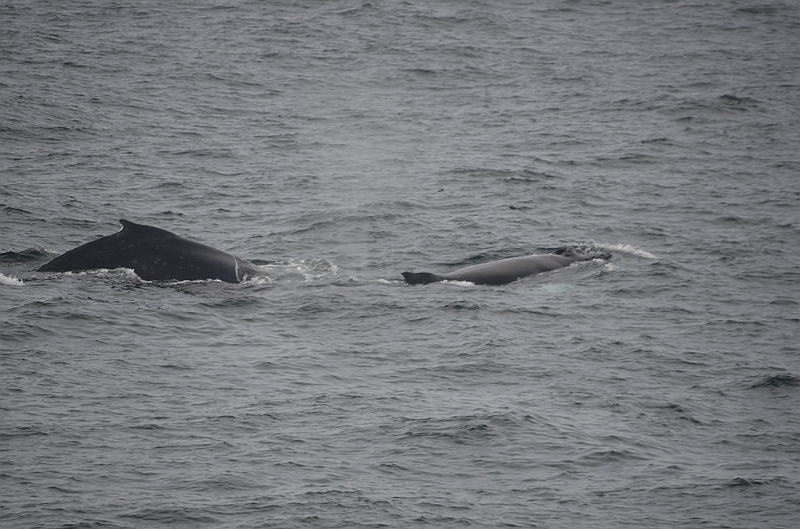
[402,247,610,286]
[401,271,442,285]
[38,219,260,283]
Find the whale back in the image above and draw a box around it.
[403,247,610,286]
[439,254,572,285]
[38,219,259,283]
[401,271,442,285]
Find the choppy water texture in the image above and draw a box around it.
[2,1,800,527]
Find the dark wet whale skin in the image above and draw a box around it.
[402,247,611,286]
[38,219,260,283]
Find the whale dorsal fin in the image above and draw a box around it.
[119,219,138,232]
[119,219,155,235]
[118,219,176,239]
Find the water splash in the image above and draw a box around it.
[256,259,338,283]
[0,273,24,286]
[592,243,657,259]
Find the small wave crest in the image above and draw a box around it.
[0,272,24,286]
[0,247,50,264]
[438,280,477,287]
[750,373,799,388]
[40,268,143,283]
[592,243,657,259]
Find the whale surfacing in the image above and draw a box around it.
[38,219,260,283]
[402,247,610,286]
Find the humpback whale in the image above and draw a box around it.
[38,219,260,283]
[402,247,610,286]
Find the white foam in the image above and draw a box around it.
[56,268,143,282]
[241,275,274,285]
[440,279,476,287]
[0,273,24,286]
[593,243,657,259]
[256,259,338,282]
[603,262,617,272]
[529,283,573,295]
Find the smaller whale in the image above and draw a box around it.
[402,247,610,286]
[38,219,261,283]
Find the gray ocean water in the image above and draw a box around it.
[2,1,800,527]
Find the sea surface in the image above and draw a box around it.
[2,1,800,527]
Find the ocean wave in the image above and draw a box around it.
[0,273,24,286]
[749,373,799,388]
[255,258,338,283]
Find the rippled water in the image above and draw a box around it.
[2,1,800,527]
